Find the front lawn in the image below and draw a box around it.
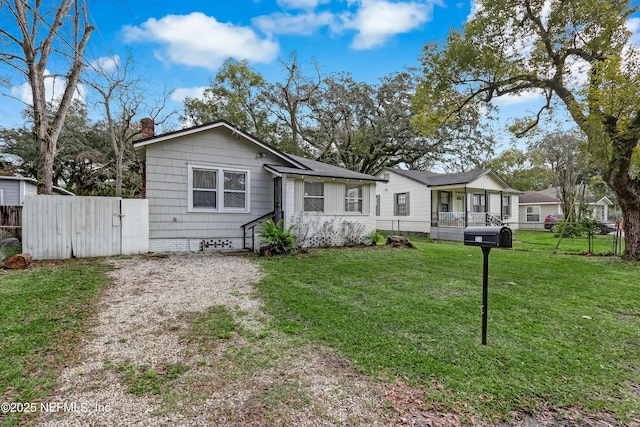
[257,240,640,423]
[514,229,624,255]
[0,260,110,426]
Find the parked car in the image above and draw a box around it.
[595,220,618,234]
[544,213,564,231]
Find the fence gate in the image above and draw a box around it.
[22,196,148,260]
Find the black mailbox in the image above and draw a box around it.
[464,226,512,249]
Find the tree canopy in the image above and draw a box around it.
[414,0,640,260]
[183,56,493,175]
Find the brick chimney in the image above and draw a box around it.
[140,118,155,139]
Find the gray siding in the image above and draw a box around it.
[0,180,23,205]
[145,128,289,240]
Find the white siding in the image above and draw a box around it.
[22,196,147,260]
[145,127,290,250]
[375,172,430,233]
[284,176,376,247]
[519,203,560,230]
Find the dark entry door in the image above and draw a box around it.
[273,177,283,222]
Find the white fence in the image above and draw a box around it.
[22,196,148,260]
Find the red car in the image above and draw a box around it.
[544,213,564,232]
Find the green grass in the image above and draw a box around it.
[514,230,624,255]
[257,240,640,422]
[112,361,191,396]
[0,260,111,425]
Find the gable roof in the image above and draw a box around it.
[266,155,387,181]
[132,119,308,170]
[519,191,560,204]
[519,191,560,203]
[133,120,382,182]
[520,189,615,206]
[383,168,514,189]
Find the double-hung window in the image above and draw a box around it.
[394,192,409,216]
[191,168,217,209]
[472,194,486,212]
[502,195,512,217]
[304,182,324,212]
[526,206,540,222]
[188,165,248,212]
[344,184,363,213]
[223,171,247,209]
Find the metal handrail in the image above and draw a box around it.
[241,210,282,251]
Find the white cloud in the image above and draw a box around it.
[341,0,438,50]
[626,17,640,45]
[493,90,545,106]
[277,0,330,9]
[90,55,120,73]
[11,69,86,106]
[466,0,481,22]
[123,12,279,70]
[171,86,207,102]
[252,11,335,35]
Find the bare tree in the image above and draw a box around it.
[84,53,175,197]
[265,52,322,155]
[0,0,94,194]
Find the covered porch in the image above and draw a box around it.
[429,186,519,241]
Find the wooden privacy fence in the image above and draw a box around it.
[22,196,149,260]
[0,205,22,238]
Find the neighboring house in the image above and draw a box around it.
[0,176,74,205]
[519,188,614,230]
[132,120,385,252]
[375,168,520,241]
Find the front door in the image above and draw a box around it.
[273,177,283,222]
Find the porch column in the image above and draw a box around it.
[464,186,468,227]
[500,190,503,219]
[485,189,488,225]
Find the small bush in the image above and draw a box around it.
[259,219,296,255]
[366,230,385,246]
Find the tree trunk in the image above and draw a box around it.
[115,152,123,197]
[610,179,640,261]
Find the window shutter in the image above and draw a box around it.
[405,192,410,216]
[393,193,398,215]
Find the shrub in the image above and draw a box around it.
[258,219,296,255]
[366,230,385,246]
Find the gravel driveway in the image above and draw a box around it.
[34,253,411,426]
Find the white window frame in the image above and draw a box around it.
[472,194,486,213]
[303,181,325,212]
[395,192,409,216]
[188,164,250,213]
[526,206,540,222]
[344,184,363,213]
[502,195,511,217]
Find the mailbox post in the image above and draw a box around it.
[463,226,512,345]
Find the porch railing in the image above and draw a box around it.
[431,212,505,228]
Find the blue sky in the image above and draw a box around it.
[1,0,639,143]
[0,0,472,129]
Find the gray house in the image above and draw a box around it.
[133,120,384,252]
[519,188,615,230]
[0,176,74,205]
